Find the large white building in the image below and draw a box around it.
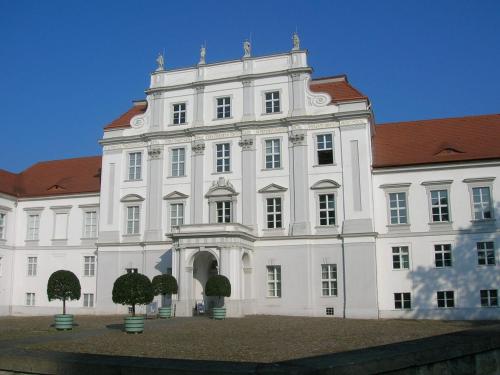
[0,42,498,319]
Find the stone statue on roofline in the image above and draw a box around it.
[292,32,300,50]
[156,52,165,71]
[243,40,251,58]
[199,45,206,65]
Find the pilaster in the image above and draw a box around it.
[239,135,256,230]
[190,140,205,223]
[144,147,164,241]
[193,85,205,127]
[288,131,310,235]
[241,80,255,121]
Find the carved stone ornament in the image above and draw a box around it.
[206,177,238,197]
[156,52,165,71]
[292,32,300,50]
[199,45,206,65]
[148,148,162,160]
[192,141,206,155]
[289,133,306,145]
[131,117,144,129]
[243,40,251,58]
[238,137,254,150]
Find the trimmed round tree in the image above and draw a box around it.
[47,270,81,315]
[112,272,154,316]
[205,274,231,306]
[152,274,178,306]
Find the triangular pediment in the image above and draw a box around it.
[310,179,340,190]
[163,191,189,200]
[258,183,287,193]
[120,194,145,202]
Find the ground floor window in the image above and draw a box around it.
[83,293,94,307]
[25,293,35,306]
[267,265,281,298]
[437,291,454,308]
[480,289,498,307]
[321,264,337,296]
[394,292,411,309]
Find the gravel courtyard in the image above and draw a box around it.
[0,315,493,362]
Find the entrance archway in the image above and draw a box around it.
[192,251,218,311]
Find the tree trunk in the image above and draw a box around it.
[132,304,135,316]
[63,298,66,315]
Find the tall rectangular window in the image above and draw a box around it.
[321,264,337,296]
[434,244,452,268]
[319,194,335,226]
[267,265,281,297]
[437,291,455,308]
[480,290,498,307]
[216,201,232,223]
[394,292,411,309]
[216,97,231,119]
[317,134,334,165]
[84,256,96,277]
[27,214,40,241]
[477,242,496,266]
[128,152,142,180]
[266,198,282,229]
[389,192,407,224]
[430,190,449,222]
[392,246,410,270]
[26,293,35,306]
[84,211,98,238]
[0,213,5,239]
[83,293,95,307]
[472,187,492,220]
[265,139,281,169]
[216,143,230,172]
[126,206,140,234]
[170,203,184,230]
[27,257,37,276]
[171,148,185,177]
[265,91,280,113]
[172,103,186,125]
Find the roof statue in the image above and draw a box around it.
[243,40,251,58]
[199,45,206,65]
[156,52,165,71]
[292,32,300,50]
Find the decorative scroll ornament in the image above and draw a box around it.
[289,132,305,145]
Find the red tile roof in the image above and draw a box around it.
[310,76,367,103]
[0,156,102,198]
[373,114,500,168]
[104,102,147,131]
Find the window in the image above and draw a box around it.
[316,134,334,165]
[477,242,496,266]
[394,293,411,310]
[472,187,492,220]
[83,293,94,307]
[430,190,449,222]
[84,256,96,277]
[216,143,230,173]
[434,244,452,268]
[27,257,37,276]
[319,194,335,226]
[265,139,281,169]
[216,201,232,223]
[392,246,410,270]
[265,91,280,113]
[480,290,498,307]
[266,198,282,229]
[126,206,140,234]
[267,265,281,297]
[0,213,5,239]
[321,264,337,296]
[216,97,231,119]
[389,192,407,225]
[126,268,138,274]
[84,211,98,238]
[437,291,454,308]
[128,152,142,180]
[170,203,184,230]
[26,293,35,306]
[171,148,185,177]
[27,214,40,241]
[172,103,186,125]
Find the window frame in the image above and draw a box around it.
[83,255,96,277]
[172,102,187,125]
[169,202,185,231]
[262,138,282,170]
[125,205,140,235]
[437,290,455,308]
[391,245,410,270]
[214,142,231,173]
[27,256,38,277]
[318,193,336,227]
[314,132,335,166]
[127,151,143,181]
[267,265,282,298]
[262,90,281,114]
[215,96,232,119]
[26,212,41,241]
[81,207,99,239]
[380,183,411,232]
[434,243,453,268]
[321,264,338,297]
[265,197,283,229]
[476,241,496,266]
[215,200,232,223]
[394,292,411,310]
[25,292,36,306]
[422,181,453,227]
[480,289,498,307]
[169,147,186,178]
[83,293,95,308]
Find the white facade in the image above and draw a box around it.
[0,46,498,319]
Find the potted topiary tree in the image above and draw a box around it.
[112,272,154,333]
[152,274,178,318]
[205,274,231,320]
[47,270,81,330]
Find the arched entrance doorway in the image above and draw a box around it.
[192,251,218,312]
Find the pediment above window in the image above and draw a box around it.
[120,194,145,202]
[205,177,238,198]
[163,191,189,200]
[310,179,340,190]
[258,183,288,193]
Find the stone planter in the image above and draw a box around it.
[212,307,226,320]
[124,316,145,334]
[158,307,172,318]
[54,314,74,330]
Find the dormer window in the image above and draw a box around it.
[172,103,186,125]
[265,91,280,113]
[216,97,231,119]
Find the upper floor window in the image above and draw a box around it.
[171,148,186,177]
[318,194,335,226]
[267,265,281,298]
[126,206,140,234]
[266,198,282,229]
[316,134,334,165]
[27,257,37,276]
[265,139,281,169]
[394,292,411,310]
[0,213,5,239]
[216,143,231,173]
[128,152,142,180]
[27,214,40,241]
[216,201,232,223]
[321,264,337,296]
[172,103,186,125]
[389,192,407,225]
[472,187,492,220]
[216,97,231,119]
[434,244,452,268]
[84,211,98,238]
[170,203,184,230]
[437,290,454,308]
[265,91,280,113]
[477,241,496,266]
[430,190,449,222]
[480,289,498,307]
[392,246,409,270]
[84,256,96,277]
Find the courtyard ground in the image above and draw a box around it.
[0,315,495,362]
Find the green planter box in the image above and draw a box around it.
[158,307,172,318]
[54,314,74,330]
[124,316,145,334]
[212,307,226,320]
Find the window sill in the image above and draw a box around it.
[261,111,283,116]
[387,224,411,233]
[211,171,232,175]
[262,228,285,237]
[428,222,453,232]
[470,219,496,225]
[265,296,282,299]
[80,237,98,241]
[315,225,339,235]
[213,117,233,121]
[313,163,337,168]
[122,234,141,238]
[166,175,187,179]
[25,239,39,244]
[261,167,284,171]
[168,123,188,127]
[124,179,143,183]
[320,295,338,298]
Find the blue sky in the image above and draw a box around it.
[1,0,499,172]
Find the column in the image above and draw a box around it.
[144,147,164,242]
[219,246,243,317]
[239,135,256,230]
[241,80,255,122]
[289,130,310,235]
[190,141,205,224]
[193,85,205,127]
[289,73,307,117]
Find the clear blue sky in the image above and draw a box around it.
[1,0,499,172]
